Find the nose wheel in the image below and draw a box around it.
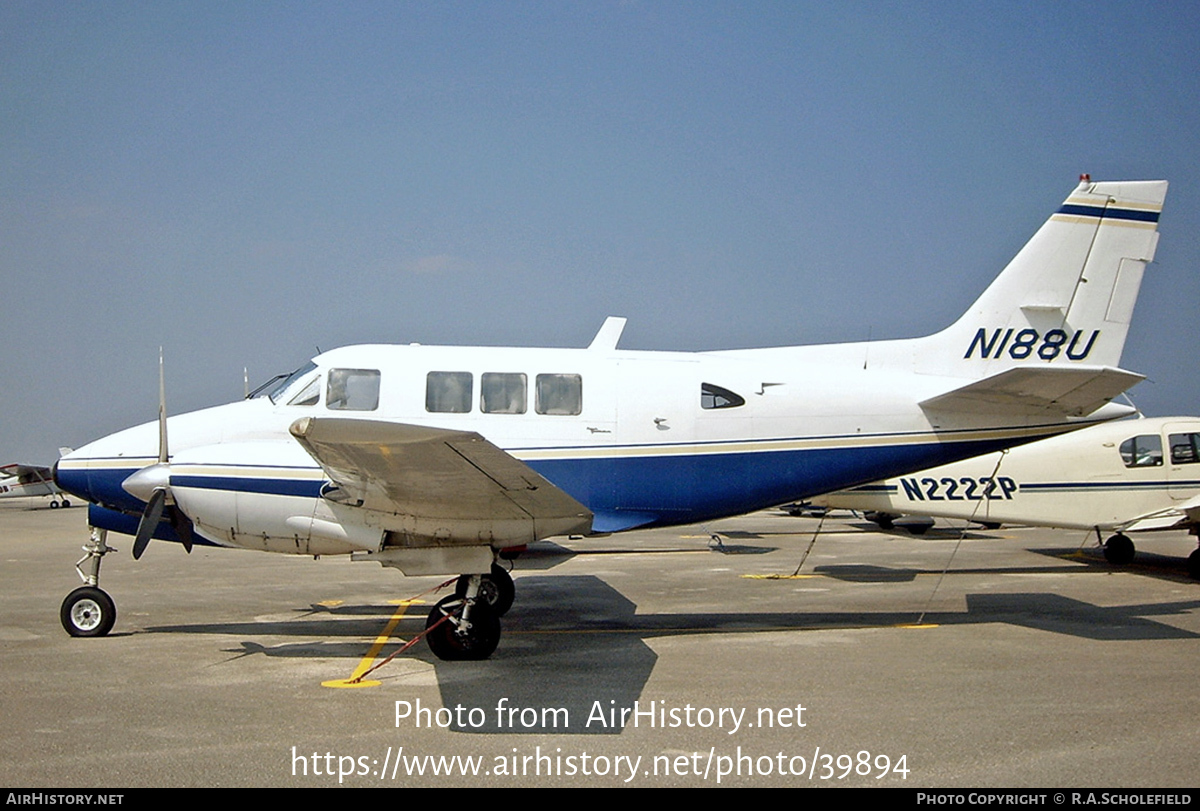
[61,586,116,637]
[61,527,117,637]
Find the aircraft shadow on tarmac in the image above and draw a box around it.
[142,573,1200,734]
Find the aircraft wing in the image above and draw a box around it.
[0,463,54,484]
[288,417,593,541]
[919,366,1144,418]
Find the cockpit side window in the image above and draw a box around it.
[426,372,473,413]
[286,376,321,407]
[255,361,318,404]
[326,368,380,411]
[1119,435,1163,468]
[701,383,745,410]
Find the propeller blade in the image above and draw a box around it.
[169,506,194,554]
[132,487,167,560]
[157,347,169,464]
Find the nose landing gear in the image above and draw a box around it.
[61,527,116,638]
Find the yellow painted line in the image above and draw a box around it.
[322,599,422,689]
[742,574,822,580]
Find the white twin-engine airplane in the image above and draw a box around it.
[814,415,1200,579]
[54,177,1168,659]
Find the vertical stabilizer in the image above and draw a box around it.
[920,178,1166,378]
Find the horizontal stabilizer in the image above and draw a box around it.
[919,366,1144,417]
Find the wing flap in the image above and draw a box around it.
[919,366,1144,417]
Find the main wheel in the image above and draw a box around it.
[1188,549,1200,580]
[61,586,116,637]
[425,596,501,661]
[1103,533,1135,565]
[455,564,515,617]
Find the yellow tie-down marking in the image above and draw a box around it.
[323,599,423,689]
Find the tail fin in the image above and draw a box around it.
[920,178,1166,378]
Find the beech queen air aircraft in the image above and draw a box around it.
[54,177,1168,659]
[813,415,1200,579]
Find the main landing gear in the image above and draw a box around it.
[454,563,514,616]
[61,527,117,637]
[423,564,514,661]
[1101,530,1200,580]
[1102,532,1136,565]
[426,573,503,661]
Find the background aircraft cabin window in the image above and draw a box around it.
[701,383,745,410]
[1119,435,1163,468]
[1169,433,1200,465]
[326,368,380,411]
[535,374,582,415]
[426,371,473,413]
[481,373,527,414]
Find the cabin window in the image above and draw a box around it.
[1119,435,1162,468]
[326,368,380,411]
[536,374,582,415]
[481,373,527,414]
[1169,433,1200,465]
[426,371,473,413]
[701,382,745,410]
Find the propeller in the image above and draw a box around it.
[122,349,194,560]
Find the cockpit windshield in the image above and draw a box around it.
[249,362,319,404]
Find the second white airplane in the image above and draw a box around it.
[815,415,1200,579]
[53,177,1169,658]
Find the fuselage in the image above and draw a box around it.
[55,340,1127,556]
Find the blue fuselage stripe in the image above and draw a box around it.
[56,434,1069,534]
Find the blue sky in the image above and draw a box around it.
[4,2,1200,461]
